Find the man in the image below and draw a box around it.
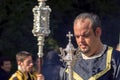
[9,51,44,80]
[61,13,120,80]
[0,56,12,80]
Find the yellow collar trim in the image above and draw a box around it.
[89,46,112,80]
[16,70,34,80]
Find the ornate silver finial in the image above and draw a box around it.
[32,0,51,58]
[64,31,75,55]
[59,31,76,80]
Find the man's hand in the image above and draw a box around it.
[37,74,44,80]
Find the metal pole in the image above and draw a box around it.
[32,0,51,73]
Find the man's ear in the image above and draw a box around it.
[18,61,22,65]
[95,27,101,37]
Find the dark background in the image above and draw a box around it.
[0,0,120,71]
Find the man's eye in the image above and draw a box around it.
[27,61,33,64]
[75,36,79,38]
[83,34,89,37]
[84,35,88,37]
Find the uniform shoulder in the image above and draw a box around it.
[9,73,19,80]
[9,71,22,80]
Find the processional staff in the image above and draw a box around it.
[32,0,51,73]
[60,31,76,80]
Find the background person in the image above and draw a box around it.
[0,56,12,80]
[9,51,44,80]
[42,50,63,80]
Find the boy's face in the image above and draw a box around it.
[20,56,33,72]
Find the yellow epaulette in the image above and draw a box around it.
[9,70,37,80]
[9,71,23,80]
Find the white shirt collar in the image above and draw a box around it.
[81,44,107,60]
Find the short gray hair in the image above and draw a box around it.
[74,13,101,32]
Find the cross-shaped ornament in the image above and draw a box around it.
[66,31,73,42]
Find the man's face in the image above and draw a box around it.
[1,61,12,72]
[20,56,33,72]
[74,19,101,55]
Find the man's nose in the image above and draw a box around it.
[30,62,34,66]
[79,36,85,43]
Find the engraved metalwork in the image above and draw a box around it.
[59,31,76,80]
